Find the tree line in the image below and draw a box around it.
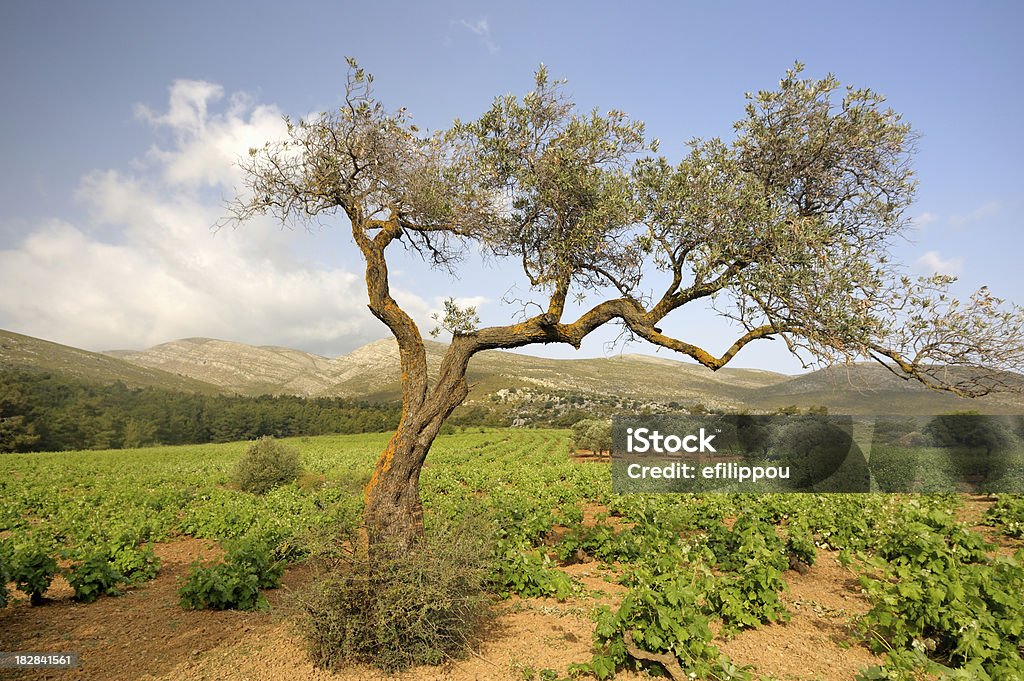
[0,368,401,453]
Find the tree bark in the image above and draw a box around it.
[362,337,472,552]
[362,420,423,547]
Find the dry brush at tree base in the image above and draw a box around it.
[295,524,494,673]
[222,60,1024,551]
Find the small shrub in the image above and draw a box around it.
[785,520,817,567]
[232,436,302,494]
[112,543,161,584]
[0,542,11,608]
[11,545,57,606]
[68,551,124,603]
[490,543,577,600]
[226,537,286,588]
[581,566,750,681]
[296,472,326,492]
[179,538,284,611]
[296,526,493,673]
[986,495,1024,538]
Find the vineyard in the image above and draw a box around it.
[2,429,1024,680]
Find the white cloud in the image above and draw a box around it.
[135,80,224,134]
[949,201,1000,227]
[457,18,499,54]
[135,80,288,189]
[909,211,938,230]
[0,81,431,356]
[451,295,488,310]
[914,250,964,276]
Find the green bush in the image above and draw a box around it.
[68,551,124,603]
[986,495,1024,538]
[581,566,750,681]
[232,436,302,494]
[859,516,1024,678]
[179,538,284,611]
[490,541,577,600]
[296,526,493,673]
[571,419,612,454]
[111,543,161,584]
[702,516,790,631]
[785,520,817,567]
[0,542,11,608]
[11,544,57,606]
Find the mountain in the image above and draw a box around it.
[108,337,356,396]
[4,328,1023,415]
[102,334,1024,415]
[101,336,788,405]
[744,363,1024,415]
[0,329,222,394]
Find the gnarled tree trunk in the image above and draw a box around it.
[355,215,475,550]
[362,377,467,550]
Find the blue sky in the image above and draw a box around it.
[0,1,1021,374]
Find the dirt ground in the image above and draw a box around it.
[12,493,1018,681]
[0,527,901,681]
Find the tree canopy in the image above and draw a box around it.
[225,61,1023,398]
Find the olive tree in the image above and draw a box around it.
[223,60,1024,549]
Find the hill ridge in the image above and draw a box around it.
[4,328,1023,414]
[0,329,223,394]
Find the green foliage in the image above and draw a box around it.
[490,542,577,600]
[63,540,160,603]
[430,297,481,337]
[0,367,401,452]
[925,412,1016,453]
[67,550,124,603]
[858,508,1024,678]
[0,541,11,608]
[555,523,649,565]
[296,526,493,673]
[582,566,750,681]
[112,542,161,584]
[571,418,612,454]
[0,381,40,452]
[0,415,39,453]
[514,664,564,681]
[10,543,58,606]
[785,519,817,567]
[985,494,1024,538]
[457,64,650,293]
[178,538,284,611]
[179,560,268,611]
[232,436,302,494]
[710,562,789,632]
[704,516,790,630]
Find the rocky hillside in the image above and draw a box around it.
[109,338,355,396]
[103,334,1024,415]
[4,328,1022,416]
[103,336,789,406]
[0,329,221,394]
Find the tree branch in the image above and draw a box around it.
[351,211,429,413]
[632,324,785,370]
